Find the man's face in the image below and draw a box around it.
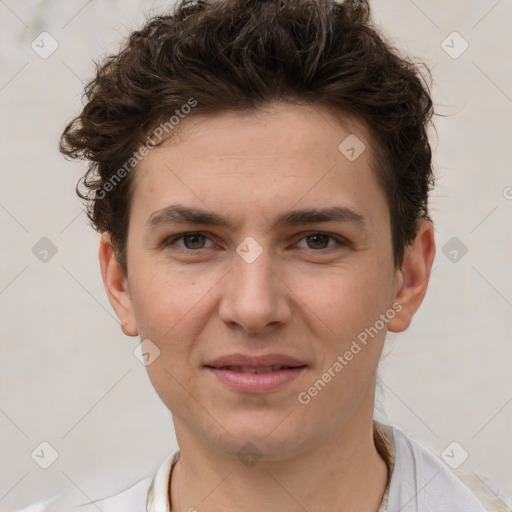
[121,104,403,459]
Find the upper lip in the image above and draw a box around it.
[204,353,307,369]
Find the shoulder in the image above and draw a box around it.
[15,451,180,512]
[387,423,507,512]
[14,476,153,512]
[454,470,512,512]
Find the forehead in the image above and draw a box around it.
[129,103,386,228]
[138,103,372,170]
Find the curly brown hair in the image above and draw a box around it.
[60,0,435,276]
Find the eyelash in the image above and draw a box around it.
[164,231,348,252]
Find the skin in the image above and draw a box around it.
[99,103,435,512]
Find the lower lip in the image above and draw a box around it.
[205,366,307,393]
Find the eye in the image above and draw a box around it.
[295,232,345,250]
[164,231,346,252]
[166,232,215,250]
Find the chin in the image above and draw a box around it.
[207,412,309,462]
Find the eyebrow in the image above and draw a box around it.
[145,205,367,232]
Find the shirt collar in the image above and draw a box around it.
[146,450,180,512]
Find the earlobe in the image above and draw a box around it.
[98,232,139,337]
[387,220,436,333]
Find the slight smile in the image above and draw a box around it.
[204,353,308,393]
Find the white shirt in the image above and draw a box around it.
[17,422,491,512]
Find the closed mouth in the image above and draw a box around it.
[206,365,307,374]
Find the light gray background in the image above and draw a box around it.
[1,0,511,509]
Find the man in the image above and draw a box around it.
[21,0,498,510]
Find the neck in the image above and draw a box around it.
[170,410,389,512]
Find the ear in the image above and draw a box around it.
[387,219,436,333]
[98,232,138,337]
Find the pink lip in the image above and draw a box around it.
[204,353,308,393]
[205,352,307,368]
[205,366,307,393]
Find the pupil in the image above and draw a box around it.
[308,234,328,249]
[184,234,204,249]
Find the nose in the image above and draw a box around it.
[218,250,291,334]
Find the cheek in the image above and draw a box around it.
[292,262,391,342]
[128,261,225,390]
[129,261,209,337]
[129,267,211,407]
